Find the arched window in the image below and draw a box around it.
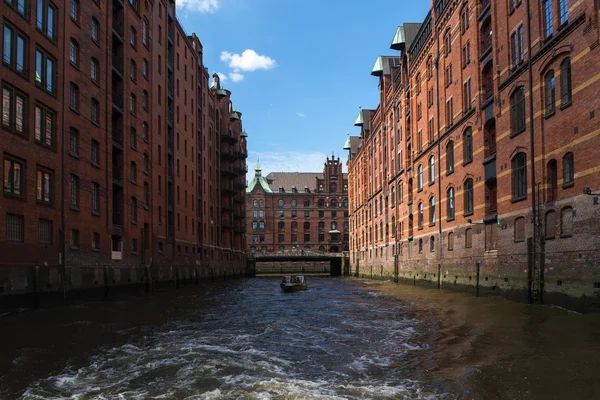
[514,216,525,242]
[429,155,435,184]
[253,200,258,207]
[547,159,558,202]
[465,227,472,248]
[318,198,324,208]
[130,161,137,182]
[418,238,423,253]
[259,221,265,230]
[291,221,298,231]
[278,221,284,231]
[418,165,423,190]
[374,199,378,215]
[131,197,137,223]
[303,199,310,207]
[545,70,556,116]
[560,58,572,106]
[391,216,396,237]
[69,38,79,66]
[429,196,436,225]
[331,221,337,230]
[430,236,435,252]
[448,232,454,251]
[252,221,258,231]
[416,73,421,94]
[418,202,424,228]
[511,86,526,134]
[278,199,284,208]
[379,196,383,214]
[259,200,264,208]
[512,152,527,200]
[391,186,396,206]
[463,127,473,164]
[464,178,473,214]
[545,210,556,239]
[69,82,79,110]
[563,152,574,185]
[446,141,454,173]
[447,187,455,220]
[130,59,137,81]
[130,26,137,48]
[444,29,452,56]
[91,58,99,83]
[304,222,310,231]
[561,206,573,237]
[331,199,338,208]
[343,199,348,208]
[291,199,297,208]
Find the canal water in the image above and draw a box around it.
[1,277,600,399]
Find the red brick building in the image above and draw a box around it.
[246,157,349,255]
[346,0,600,308]
[0,0,247,296]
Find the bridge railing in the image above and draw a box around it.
[251,249,345,258]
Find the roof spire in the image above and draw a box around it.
[255,159,262,176]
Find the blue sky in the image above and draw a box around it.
[176,0,430,177]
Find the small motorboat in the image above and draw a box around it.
[280,276,307,292]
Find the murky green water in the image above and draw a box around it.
[1,277,599,399]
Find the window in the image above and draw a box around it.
[461,6,469,34]
[464,178,473,215]
[91,98,99,125]
[543,0,553,38]
[69,174,79,208]
[512,153,527,200]
[463,78,472,110]
[130,26,137,48]
[418,165,423,190]
[142,122,148,141]
[448,232,454,250]
[4,156,25,200]
[463,128,473,164]
[511,25,524,67]
[430,236,435,252]
[69,39,78,66]
[416,73,421,94]
[91,182,99,213]
[143,182,149,207]
[559,0,568,25]
[70,0,79,22]
[69,128,78,155]
[35,49,55,94]
[545,70,555,116]
[91,18,99,42]
[429,197,436,225]
[130,94,136,115]
[69,82,79,110]
[514,217,525,242]
[92,232,100,249]
[130,127,137,149]
[130,161,137,182]
[129,0,138,11]
[91,58,98,82]
[444,29,452,56]
[418,202,424,228]
[446,98,453,127]
[35,168,52,204]
[560,58,572,106]
[445,64,453,87]
[447,187,455,220]
[143,59,148,78]
[3,23,27,75]
[36,0,57,40]
[7,214,24,242]
[5,0,27,16]
[142,19,148,46]
[429,156,435,184]
[142,90,148,110]
[462,41,471,67]
[278,199,284,208]
[545,210,556,239]
[91,140,99,165]
[446,141,454,173]
[511,86,526,134]
[563,152,574,186]
[465,228,472,248]
[39,219,53,245]
[34,104,55,147]
[143,153,149,173]
[131,197,137,223]
[130,60,136,81]
[2,86,26,136]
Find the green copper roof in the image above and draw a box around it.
[390,25,406,51]
[246,160,272,193]
[343,134,351,150]
[240,131,248,138]
[217,88,228,97]
[371,56,383,76]
[354,109,363,126]
[230,112,240,120]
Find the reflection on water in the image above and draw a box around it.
[1,277,600,399]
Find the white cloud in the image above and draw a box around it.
[177,0,219,13]
[229,72,244,82]
[220,49,276,72]
[217,72,227,82]
[249,151,344,180]
[296,112,305,117]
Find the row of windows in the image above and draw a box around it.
[272,198,349,208]
[251,221,350,231]
[252,233,349,245]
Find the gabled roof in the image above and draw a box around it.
[246,160,273,193]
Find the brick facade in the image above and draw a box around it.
[0,0,247,296]
[346,0,600,308]
[246,157,349,255]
